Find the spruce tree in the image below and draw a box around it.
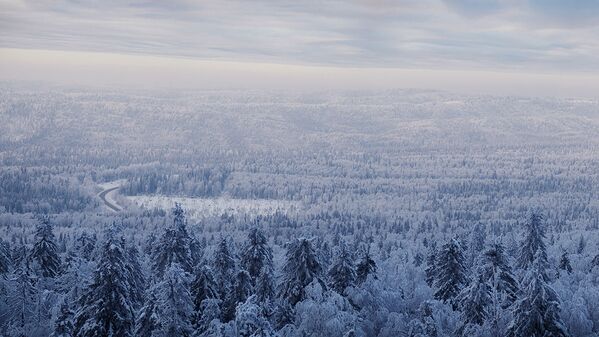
[73,232,135,337]
[191,265,219,318]
[213,238,237,300]
[7,258,37,337]
[508,251,570,337]
[241,228,273,285]
[135,291,159,337]
[0,238,11,274]
[152,203,194,276]
[355,249,377,285]
[481,243,518,305]
[278,238,323,305]
[126,244,145,307]
[51,299,74,337]
[424,242,438,287]
[328,242,356,295]
[29,218,61,278]
[517,213,548,270]
[433,238,468,309]
[223,269,253,322]
[153,263,194,337]
[457,271,491,335]
[255,265,275,303]
[558,251,572,275]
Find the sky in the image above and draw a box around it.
[1,0,599,96]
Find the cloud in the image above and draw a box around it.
[1,0,599,73]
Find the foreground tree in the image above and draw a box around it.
[278,238,323,305]
[153,263,194,337]
[328,243,356,295]
[73,232,135,337]
[456,271,492,335]
[29,218,61,278]
[241,228,273,285]
[434,238,468,309]
[508,251,569,337]
[517,213,548,270]
[51,299,74,337]
[152,203,194,276]
[355,248,377,285]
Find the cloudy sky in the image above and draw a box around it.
[1,0,599,95]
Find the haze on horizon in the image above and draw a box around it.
[1,0,599,96]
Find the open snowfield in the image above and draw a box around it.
[127,195,301,218]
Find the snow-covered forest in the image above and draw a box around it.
[1,83,599,337]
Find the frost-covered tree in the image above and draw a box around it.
[558,251,572,275]
[481,243,518,305]
[51,299,74,337]
[152,203,194,276]
[467,224,486,267]
[135,291,159,337]
[29,218,61,278]
[126,245,145,307]
[508,251,569,337]
[73,232,135,337]
[0,238,11,275]
[196,298,222,335]
[425,242,438,288]
[234,295,276,337]
[6,258,37,337]
[278,238,323,305]
[407,301,438,337]
[74,232,96,262]
[241,228,273,285]
[328,242,356,295]
[355,249,377,285]
[433,238,468,309]
[517,213,548,270]
[191,265,219,320]
[456,271,491,335]
[223,269,253,322]
[152,263,194,337]
[213,237,237,300]
[255,265,275,303]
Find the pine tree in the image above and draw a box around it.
[7,258,38,337]
[73,232,135,337]
[517,213,548,270]
[467,223,486,267]
[135,291,159,337]
[508,251,570,337]
[457,271,492,335]
[424,242,438,287]
[480,243,518,305]
[152,203,194,276]
[213,238,237,300]
[74,232,96,261]
[235,295,276,337]
[196,298,223,335]
[278,238,323,305]
[328,242,356,295]
[51,299,74,337]
[126,244,145,307]
[241,228,273,285]
[558,251,572,275]
[255,265,275,303]
[433,238,468,309]
[223,269,253,322]
[191,265,219,318]
[0,238,11,274]
[355,249,377,285]
[153,263,194,337]
[29,218,61,278]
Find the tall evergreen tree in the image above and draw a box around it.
[29,218,61,278]
[126,244,145,307]
[0,238,11,275]
[73,232,135,337]
[433,238,468,309]
[135,290,159,337]
[481,242,518,305]
[255,265,275,303]
[355,249,377,285]
[456,271,492,335]
[278,238,323,305]
[241,228,273,286]
[558,251,572,275]
[328,242,356,295]
[7,258,37,337]
[191,265,219,319]
[152,203,194,276]
[153,263,195,337]
[212,238,237,300]
[467,223,486,267]
[51,299,74,337]
[424,242,438,288]
[517,213,548,270]
[508,251,570,337]
[223,269,253,322]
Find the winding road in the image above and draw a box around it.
[98,186,122,212]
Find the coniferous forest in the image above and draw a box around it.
[1,85,599,337]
